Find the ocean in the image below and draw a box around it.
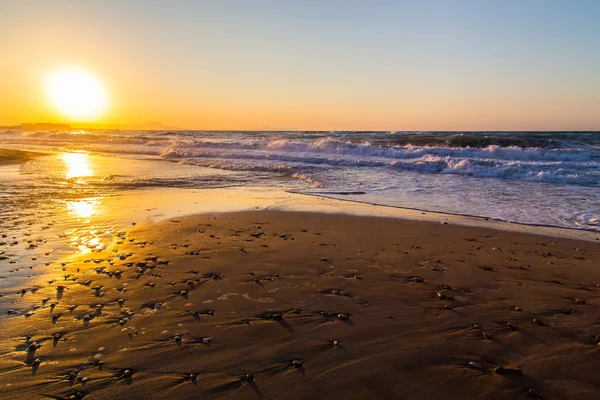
[1,129,599,232]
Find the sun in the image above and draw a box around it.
[47,68,108,120]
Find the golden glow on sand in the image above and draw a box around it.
[47,69,107,120]
[62,152,92,180]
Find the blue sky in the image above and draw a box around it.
[1,0,599,129]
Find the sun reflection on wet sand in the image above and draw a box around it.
[67,199,98,219]
[65,198,107,253]
[62,152,92,180]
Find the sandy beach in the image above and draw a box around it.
[1,208,599,399]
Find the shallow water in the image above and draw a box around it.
[1,129,598,232]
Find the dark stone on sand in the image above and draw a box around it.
[332,340,340,346]
[118,298,125,305]
[528,388,542,398]
[189,373,196,381]
[53,333,62,341]
[468,361,483,370]
[412,276,424,283]
[68,371,78,380]
[473,324,482,329]
[331,289,340,295]
[56,285,65,292]
[506,322,518,331]
[291,359,303,368]
[481,332,494,340]
[267,313,283,321]
[337,313,349,321]
[149,282,156,287]
[186,280,194,285]
[27,342,40,352]
[123,369,133,378]
[532,318,545,326]
[242,374,254,382]
[494,366,522,375]
[180,290,188,296]
[174,335,182,342]
[31,357,41,366]
[437,292,448,300]
[574,298,587,305]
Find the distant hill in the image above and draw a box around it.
[71,121,181,130]
[0,121,181,131]
[0,123,72,130]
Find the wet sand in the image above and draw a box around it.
[1,211,599,399]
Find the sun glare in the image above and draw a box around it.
[47,69,107,120]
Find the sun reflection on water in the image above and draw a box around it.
[62,152,92,180]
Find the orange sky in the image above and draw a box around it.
[1,1,599,131]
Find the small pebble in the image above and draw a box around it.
[180,291,188,296]
[528,388,542,398]
[532,318,545,326]
[331,289,340,295]
[468,361,483,370]
[337,313,349,321]
[267,313,282,321]
[291,359,303,368]
[27,342,40,352]
[123,369,133,378]
[506,322,518,331]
